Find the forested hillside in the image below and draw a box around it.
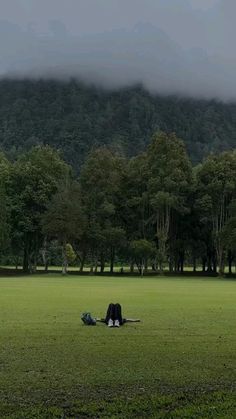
[0,79,235,170]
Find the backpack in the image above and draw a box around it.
[81,312,96,326]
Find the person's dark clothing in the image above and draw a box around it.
[105,303,124,325]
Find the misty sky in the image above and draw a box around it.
[0,0,235,100]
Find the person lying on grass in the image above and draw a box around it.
[81,303,140,327]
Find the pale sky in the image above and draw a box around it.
[0,0,235,100]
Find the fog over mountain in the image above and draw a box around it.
[0,0,235,101]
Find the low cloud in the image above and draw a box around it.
[0,0,235,101]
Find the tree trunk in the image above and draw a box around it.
[177,259,181,273]
[179,252,185,274]
[94,258,98,273]
[136,263,141,275]
[228,251,233,275]
[141,260,144,276]
[29,259,34,274]
[212,254,217,273]
[158,246,165,274]
[156,207,170,274]
[144,259,148,274]
[218,258,225,276]
[214,207,226,276]
[32,233,39,273]
[174,257,178,273]
[110,247,115,274]
[62,240,68,275]
[90,252,94,274]
[152,263,157,272]
[217,245,225,276]
[130,261,134,273]
[206,255,212,272]
[32,249,38,273]
[79,252,86,273]
[100,252,105,273]
[202,258,206,272]
[23,241,30,273]
[42,237,48,271]
[169,258,174,273]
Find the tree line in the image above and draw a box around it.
[0,131,236,276]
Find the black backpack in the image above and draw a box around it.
[81,312,96,326]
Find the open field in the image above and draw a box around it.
[0,275,236,418]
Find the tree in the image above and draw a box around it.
[0,153,10,258]
[146,132,192,272]
[79,147,125,272]
[66,243,76,265]
[130,239,156,276]
[42,182,86,274]
[9,146,71,272]
[0,184,10,255]
[118,153,152,271]
[103,227,126,273]
[196,151,236,275]
[122,153,150,239]
[222,200,236,273]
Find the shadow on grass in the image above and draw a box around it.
[0,266,235,279]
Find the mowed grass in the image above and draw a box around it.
[0,275,236,418]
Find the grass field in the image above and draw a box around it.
[0,275,236,418]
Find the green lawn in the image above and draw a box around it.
[0,275,236,418]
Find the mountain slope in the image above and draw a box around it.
[0,79,235,170]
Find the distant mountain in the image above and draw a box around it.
[0,79,235,171]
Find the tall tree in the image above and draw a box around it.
[196,151,236,275]
[9,146,71,272]
[79,147,125,272]
[122,153,150,240]
[119,153,152,271]
[146,132,192,272]
[42,182,86,274]
[222,200,236,273]
[0,153,10,257]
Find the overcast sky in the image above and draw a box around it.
[0,0,235,100]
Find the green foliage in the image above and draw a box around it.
[0,183,10,252]
[146,132,192,270]
[196,151,236,274]
[42,182,85,243]
[42,181,86,274]
[130,239,156,274]
[0,79,235,171]
[79,148,125,271]
[222,200,236,251]
[130,239,156,260]
[0,122,235,275]
[8,146,71,272]
[0,152,10,253]
[66,243,76,264]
